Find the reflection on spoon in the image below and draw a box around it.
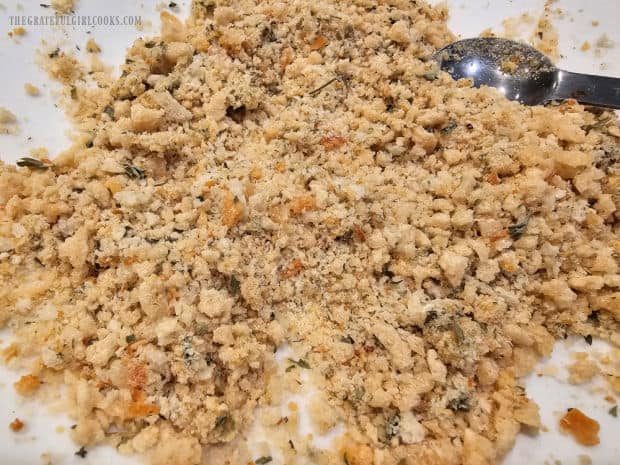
[435,37,620,109]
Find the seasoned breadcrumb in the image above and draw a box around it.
[24,83,41,96]
[0,1,619,465]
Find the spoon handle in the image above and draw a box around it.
[550,70,620,109]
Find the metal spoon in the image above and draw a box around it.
[435,37,620,109]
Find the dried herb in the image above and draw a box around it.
[168,1,178,7]
[85,140,94,148]
[610,405,618,418]
[48,48,60,58]
[452,322,464,343]
[226,105,246,124]
[288,358,310,369]
[508,216,530,240]
[423,70,438,81]
[215,415,231,428]
[124,164,145,179]
[385,414,400,439]
[440,120,458,134]
[70,87,77,100]
[309,77,338,96]
[447,394,471,412]
[75,447,88,458]
[229,275,241,295]
[195,324,209,336]
[584,116,611,132]
[424,310,438,324]
[584,334,593,345]
[288,439,295,450]
[255,457,272,465]
[145,41,157,48]
[16,157,50,170]
[40,3,50,7]
[103,105,115,118]
[340,335,355,344]
[125,334,136,344]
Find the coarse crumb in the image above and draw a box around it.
[567,353,599,384]
[85,38,101,54]
[0,107,18,134]
[24,83,41,96]
[51,0,74,14]
[1,1,619,465]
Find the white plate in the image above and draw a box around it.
[0,1,618,464]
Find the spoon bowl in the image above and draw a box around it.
[435,37,620,109]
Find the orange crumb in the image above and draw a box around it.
[9,418,24,432]
[486,172,500,185]
[288,401,298,411]
[289,195,315,215]
[310,35,328,50]
[280,259,304,279]
[559,408,600,446]
[249,167,262,180]
[221,191,245,227]
[352,224,366,242]
[581,41,591,51]
[105,179,122,194]
[12,26,26,36]
[592,20,599,26]
[126,401,160,418]
[2,343,19,362]
[320,135,346,151]
[14,374,40,397]
[274,161,286,172]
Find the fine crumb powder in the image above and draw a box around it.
[0,1,619,465]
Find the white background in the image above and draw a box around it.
[0,1,619,464]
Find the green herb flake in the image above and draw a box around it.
[609,405,618,418]
[103,105,115,118]
[508,216,530,240]
[215,415,230,428]
[125,334,136,344]
[287,358,310,369]
[124,164,146,180]
[255,456,272,465]
[75,447,88,458]
[229,275,241,295]
[16,157,50,170]
[48,47,60,58]
[440,120,458,134]
[584,334,593,345]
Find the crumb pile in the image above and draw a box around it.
[1,1,619,465]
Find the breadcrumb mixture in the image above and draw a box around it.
[1,1,619,465]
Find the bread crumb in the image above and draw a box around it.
[24,83,40,96]
[595,33,615,49]
[51,0,74,13]
[567,353,599,384]
[85,38,101,53]
[0,106,18,134]
[14,374,40,396]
